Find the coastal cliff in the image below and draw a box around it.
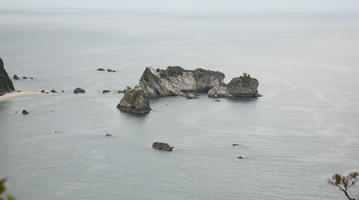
[0,58,15,95]
[118,66,260,114]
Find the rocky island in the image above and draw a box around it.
[117,66,260,114]
[0,58,15,96]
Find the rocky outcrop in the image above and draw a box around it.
[0,58,15,95]
[208,73,260,98]
[73,88,85,94]
[152,142,174,151]
[138,66,224,98]
[118,66,260,114]
[117,89,151,114]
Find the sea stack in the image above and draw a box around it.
[117,66,260,114]
[0,58,15,96]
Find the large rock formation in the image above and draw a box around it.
[138,66,225,98]
[118,66,260,114]
[0,58,15,95]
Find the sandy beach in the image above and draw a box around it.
[0,90,43,102]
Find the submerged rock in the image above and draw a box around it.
[102,90,111,94]
[105,133,112,137]
[117,89,151,114]
[97,68,105,71]
[22,109,29,115]
[50,89,57,93]
[73,88,85,94]
[0,58,15,94]
[107,69,116,72]
[152,142,174,151]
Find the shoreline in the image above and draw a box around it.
[0,90,43,103]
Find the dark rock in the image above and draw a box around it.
[61,90,64,93]
[73,88,85,94]
[0,58,15,94]
[29,77,34,80]
[22,76,27,79]
[117,89,151,114]
[41,90,46,93]
[226,73,259,97]
[209,73,260,98]
[117,89,125,94]
[105,133,112,137]
[13,74,20,80]
[50,89,57,93]
[22,109,29,115]
[152,142,174,151]
[102,90,111,94]
[97,68,105,71]
[232,144,239,146]
[237,156,245,159]
[214,99,221,102]
[107,69,116,72]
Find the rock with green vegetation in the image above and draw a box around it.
[139,66,224,98]
[118,67,261,114]
[208,73,260,98]
[117,89,151,114]
[0,58,15,95]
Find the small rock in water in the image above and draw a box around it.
[29,77,34,80]
[152,142,174,151]
[106,133,112,137]
[117,89,125,94]
[41,90,46,93]
[22,109,29,115]
[13,74,20,80]
[97,68,105,71]
[22,76,27,79]
[102,90,111,94]
[232,144,239,146]
[73,88,85,94]
[237,156,245,159]
[214,99,221,102]
[107,69,116,72]
[186,93,198,99]
[50,89,57,93]
[61,90,64,93]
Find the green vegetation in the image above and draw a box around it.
[123,90,144,104]
[159,66,188,78]
[328,172,358,200]
[0,178,16,200]
[239,73,252,84]
[193,68,218,80]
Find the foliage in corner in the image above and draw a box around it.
[328,172,358,200]
[0,178,16,200]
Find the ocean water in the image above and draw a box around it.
[0,9,359,200]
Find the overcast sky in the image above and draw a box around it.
[2,0,359,11]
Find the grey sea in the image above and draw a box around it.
[0,9,359,200]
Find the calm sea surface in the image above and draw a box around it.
[0,9,359,200]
